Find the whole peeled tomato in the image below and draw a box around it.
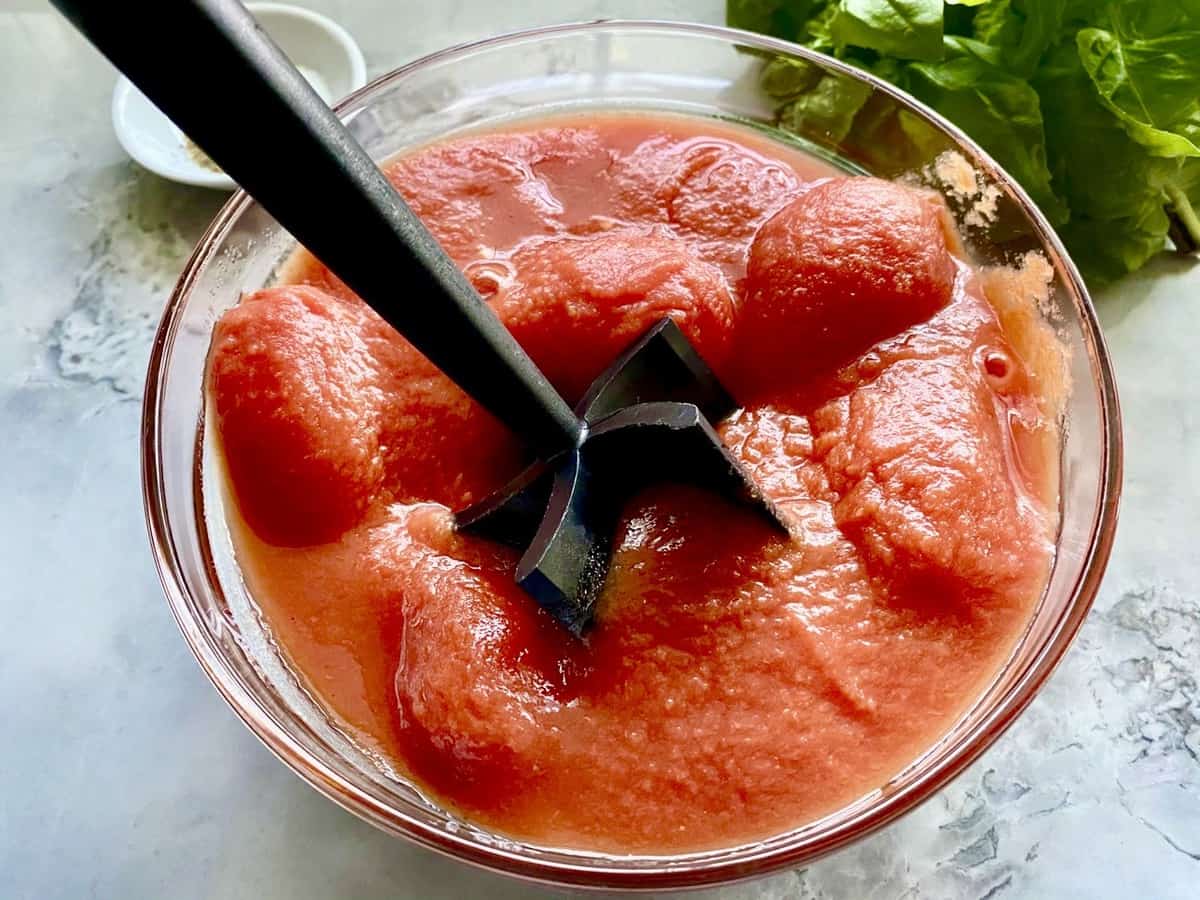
[609,136,802,272]
[209,286,385,547]
[392,507,586,806]
[812,355,1052,608]
[492,227,737,402]
[738,177,957,387]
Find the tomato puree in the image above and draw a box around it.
[207,114,1061,853]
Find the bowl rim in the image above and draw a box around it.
[141,18,1123,891]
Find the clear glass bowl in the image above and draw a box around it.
[143,20,1122,891]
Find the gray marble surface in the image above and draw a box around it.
[1,2,1197,898]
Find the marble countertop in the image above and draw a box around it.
[1,2,1197,898]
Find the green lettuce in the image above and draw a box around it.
[726,0,1200,283]
[1076,25,1200,157]
[903,36,1068,222]
[831,0,945,61]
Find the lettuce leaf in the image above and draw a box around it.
[831,0,945,61]
[1076,25,1200,157]
[1037,40,1200,281]
[782,68,875,142]
[726,0,1200,283]
[903,37,1068,222]
[972,0,1065,76]
[727,0,827,41]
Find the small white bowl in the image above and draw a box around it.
[111,3,367,190]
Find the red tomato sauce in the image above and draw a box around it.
[207,114,1060,853]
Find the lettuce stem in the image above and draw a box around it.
[1165,184,1200,255]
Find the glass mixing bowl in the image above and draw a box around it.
[143,20,1122,891]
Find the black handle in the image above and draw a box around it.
[53,0,584,455]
